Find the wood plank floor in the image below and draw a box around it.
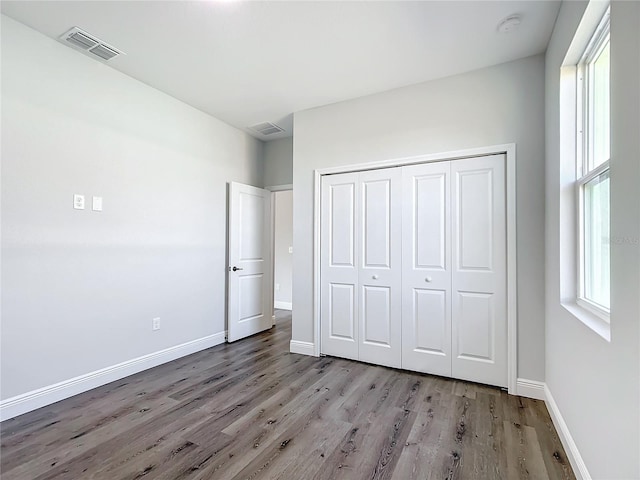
[0,311,574,480]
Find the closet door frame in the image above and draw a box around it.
[312,143,518,394]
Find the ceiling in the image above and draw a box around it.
[1,1,560,141]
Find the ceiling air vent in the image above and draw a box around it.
[250,122,284,136]
[66,31,98,50]
[59,27,124,62]
[89,44,119,61]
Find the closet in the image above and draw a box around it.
[320,154,507,388]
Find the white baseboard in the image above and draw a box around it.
[289,340,316,356]
[544,385,591,480]
[274,301,292,311]
[0,331,226,422]
[516,378,546,400]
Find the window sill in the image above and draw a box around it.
[561,302,611,342]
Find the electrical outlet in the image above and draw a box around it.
[152,317,160,331]
[73,194,85,210]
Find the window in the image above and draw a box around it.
[577,8,610,318]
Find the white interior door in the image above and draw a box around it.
[401,162,452,377]
[451,155,507,387]
[358,168,402,368]
[227,182,272,342]
[320,173,359,360]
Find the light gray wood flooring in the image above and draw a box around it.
[0,310,574,480]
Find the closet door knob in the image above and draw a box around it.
[425,276,433,282]
[372,275,379,280]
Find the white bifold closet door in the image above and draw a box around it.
[450,155,507,387]
[321,154,507,388]
[320,168,402,368]
[401,154,506,387]
[358,168,402,368]
[401,161,452,377]
[320,172,359,361]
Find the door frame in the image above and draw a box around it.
[312,144,518,394]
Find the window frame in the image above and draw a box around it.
[575,8,611,322]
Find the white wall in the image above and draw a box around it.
[545,2,640,478]
[0,16,263,401]
[292,55,546,382]
[274,190,293,308]
[263,138,293,188]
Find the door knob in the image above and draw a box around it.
[425,276,432,282]
[372,275,379,280]
[231,266,243,272]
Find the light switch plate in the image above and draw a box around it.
[288,246,293,254]
[73,194,85,210]
[92,196,103,211]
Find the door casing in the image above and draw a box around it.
[312,143,518,394]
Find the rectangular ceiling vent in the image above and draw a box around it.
[59,27,124,62]
[250,122,284,136]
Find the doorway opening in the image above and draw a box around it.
[272,189,293,323]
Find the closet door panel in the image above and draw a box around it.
[362,285,392,345]
[456,291,494,360]
[320,174,359,360]
[358,168,402,368]
[328,283,356,340]
[414,175,447,270]
[401,162,452,377]
[413,288,448,353]
[451,155,507,387]
[362,179,392,268]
